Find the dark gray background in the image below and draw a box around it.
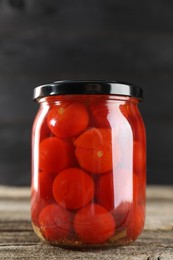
[0,0,172,186]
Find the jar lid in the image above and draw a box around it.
[33,80,143,101]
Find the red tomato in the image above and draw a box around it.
[133,171,146,205]
[67,142,79,167]
[75,147,113,174]
[133,173,138,202]
[53,168,94,210]
[119,103,130,119]
[95,171,114,211]
[39,116,52,142]
[114,201,145,241]
[31,180,55,227]
[31,197,47,226]
[96,169,133,214]
[127,103,146,142]
[111,170,145,239]
[133,141,146,173]
[37,171,56,202]
[47,103,89,138]
[74,128,112,149]
[39,203,73,241]
[90,102,110,128]
[74,204,115,244]
[74,128,119,174]
[39,137,72,174]
[126,204,145,240]
[113,202,131,228]
[89,99,121,135]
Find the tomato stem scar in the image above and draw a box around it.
[97,150,103,158]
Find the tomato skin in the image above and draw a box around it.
[39,137,72,174]
[133,170,146,210]
[112,202,144,240]
[37,171,56,201]
[75,147,113,174]
[39,204,73,241]
[132,204,145,239]
[67,142,79,167]
[112,169,145,236]
[74,128,119,174]
[53,168,94,210]
[47,103,89,138]
[95,172,114,211]
[74,204,115,244]
[133,141,146,173]
[39,117,53,142]
[74,128,112,149]
[127,103,146,143]
[90,102,110,128]
[90,99,121,133]
[31,172,56,227]
[119,103,130,119]
[95,169,133,214]
[113,202,131,228]
[31,198,47,227]
[123,204,145,240]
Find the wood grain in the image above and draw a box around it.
[0,185,173,259]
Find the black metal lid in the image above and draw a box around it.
[33,80,143,101]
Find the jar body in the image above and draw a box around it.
[31,94,146,248]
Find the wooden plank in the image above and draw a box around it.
[0,186,173,229]
[0,186,30,199]
[0,195,172,231]
[0,221,32,231]
[0,186,173,259]
[0,231,172,260]
[146,186,173,200]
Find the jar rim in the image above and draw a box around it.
[33,80,143,101]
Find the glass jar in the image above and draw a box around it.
[31,80,146,248]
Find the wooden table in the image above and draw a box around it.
[0,186,173,260]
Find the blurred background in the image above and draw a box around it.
[0,0,173,186]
